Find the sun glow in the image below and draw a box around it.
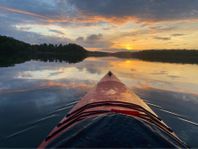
[111,37,135,50]
[125,44,134,50]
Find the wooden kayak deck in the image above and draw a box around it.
[69,71,156,115]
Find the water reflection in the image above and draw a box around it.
[4,57,197,95]
[0,57,198,147]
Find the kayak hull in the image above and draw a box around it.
[38,71,187,148]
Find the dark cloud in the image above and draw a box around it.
[153,36,171,41]
[150,25,177,31]
[0,0,75,19]
[121,29,151,37]
[118,24,180,38]
[17,26,32,30]
[76,34,112,49]
[168,75,180,79]
[86,34,103,42]
[14,31,71,45]
[171,33,185,37]
[49,29,64,35]
[1,0,197,25]
[68,0,198,21]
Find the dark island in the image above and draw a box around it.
[0,35,198,67]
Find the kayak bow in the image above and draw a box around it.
[38,71,188,148]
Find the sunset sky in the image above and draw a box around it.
[0,0,198,51]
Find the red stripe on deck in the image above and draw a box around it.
[111,109,141,117]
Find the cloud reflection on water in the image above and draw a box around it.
[0,57,198,95]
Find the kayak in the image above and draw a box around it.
[38,71,188,148]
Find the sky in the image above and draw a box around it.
[0,0,198,51]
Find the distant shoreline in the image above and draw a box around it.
[0,35,198,67]
[88,49,198,64]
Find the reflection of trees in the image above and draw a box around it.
[0,35,88,67]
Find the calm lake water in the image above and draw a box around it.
[0,57,198,148]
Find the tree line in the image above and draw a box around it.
[0,35,88,67]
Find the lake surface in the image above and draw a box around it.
[0,57,198,147]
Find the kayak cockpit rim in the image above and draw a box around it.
[44,100,187,148]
